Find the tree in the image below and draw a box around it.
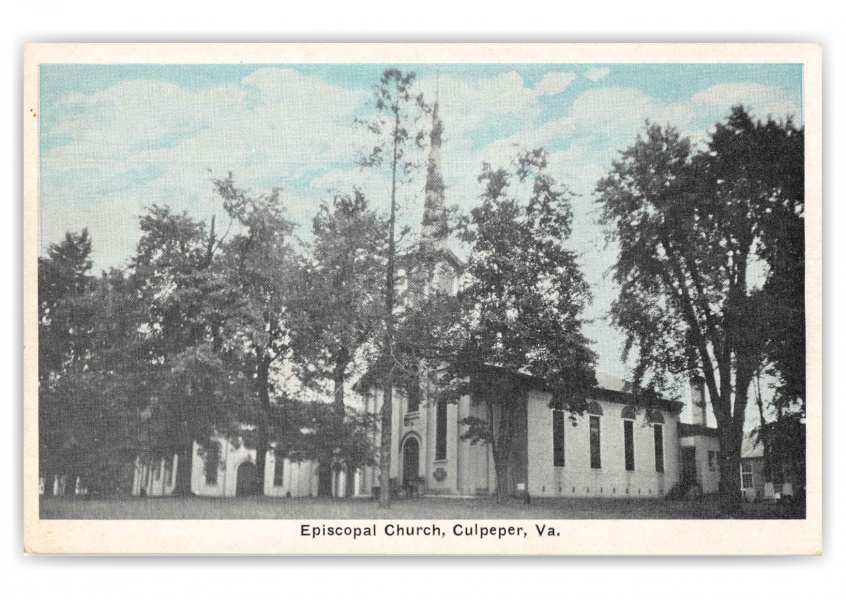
[596,106,804,514]
[212,174,299,494]
[422,149,597,504]
[288,190,386,495]
[39,231,144,494]
[358,69,428,507]
[38,229,98,492]
[128,205,236,495]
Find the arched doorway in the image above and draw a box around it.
[402,436,420,490]
[236,461,260,496]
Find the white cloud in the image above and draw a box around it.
[41,66,802,276]
[583,67,610,82]
[534,72,577,95]
[689,82,801,121]
[418,71,541,134]
[41,71,378,264]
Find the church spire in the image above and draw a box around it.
[420,98,448,253]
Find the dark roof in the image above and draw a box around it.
[479,364,684,414]
[678,423,719,438]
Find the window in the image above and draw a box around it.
[407,375,421,414]
[552,410,565,467]
[435,399,447,461]
[623,420,635,471]
[274,451,285,486]
[654,424,665,473]
[204,442,221,485]
[708,450,717,471]
[589,416,601,469]
[741,460,754,489]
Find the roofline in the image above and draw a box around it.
[476,364,685,414]
[678,422,719,438]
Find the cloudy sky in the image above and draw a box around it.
[39,62,802,384]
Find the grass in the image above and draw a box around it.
[39,494,802,520]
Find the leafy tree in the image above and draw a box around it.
[596,106,804,514]
[357,69,429,507]
[38,229,96,492]
[38,231,141,494]
[288,190,386,494]
[212,174,299,494]
[420,149,597,504]
[127,205,237,495]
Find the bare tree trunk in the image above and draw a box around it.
[254,351,271,496]
[332,352,347,498]
[718,423,743,515]
[488,394,515,504]
[172,444,193,496]
[378,108,401,509]
[378,384,393,506]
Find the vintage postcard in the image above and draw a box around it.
[23,43,822,555]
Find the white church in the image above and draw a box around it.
[130,101,738,503]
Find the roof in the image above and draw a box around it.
[483,364,684,414]
[678,423,719,438]
[677,427,765,458]
[741,432,765,459]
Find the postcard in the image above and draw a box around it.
[23,42,821,554]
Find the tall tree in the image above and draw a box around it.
[39,231,147,494]
[358,69,428,507]
[289,190,386,494]
[420,149,597,504]
[596,106,804,514]
[213,174,298,494]
[38,230,98,492]
[128,205,235,495]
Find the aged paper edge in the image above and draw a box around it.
[22,42,822,555]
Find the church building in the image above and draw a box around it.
[127,98,750,503]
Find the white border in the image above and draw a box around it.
[22,43,822,555]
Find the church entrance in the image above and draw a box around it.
[402,437,420,494]
[235,461,260,496]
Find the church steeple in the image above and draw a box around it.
[420,99,448,254]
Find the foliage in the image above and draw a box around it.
[357,68,430,507]
[289,190,386,405]
[38,231,141,494]
[596,106,804,514]
[416,149,597,502]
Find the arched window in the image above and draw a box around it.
[586,401,603,416]
[620,405,636,471]
[586,402,603,469]
[435,399,447,461]
[647,409,665,424]
[552,408,565,467]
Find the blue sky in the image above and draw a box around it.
[39,62,803,387]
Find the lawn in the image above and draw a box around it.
[39,495,802,520]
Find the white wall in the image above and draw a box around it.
[679,435,721,494]
[526,392,680,498]
[132,440,318,498]
[132,453,179,497]
[191,439,319,498]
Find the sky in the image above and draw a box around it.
[38,62,803,393]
